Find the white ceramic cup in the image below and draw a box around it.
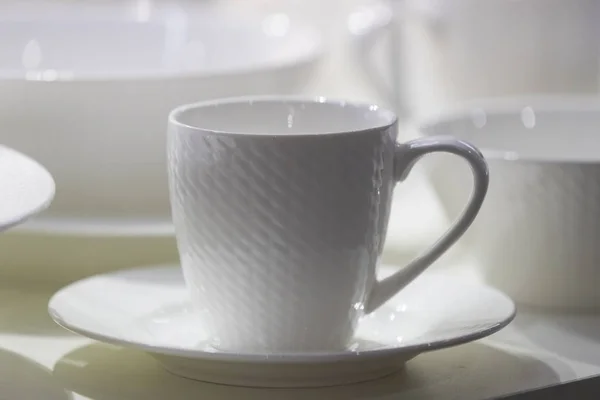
[420,97,600,309]
[167,96,488,353]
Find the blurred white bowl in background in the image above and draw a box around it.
[0,3,323,233]
[420,96,600,309]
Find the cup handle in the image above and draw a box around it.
[352,7,405,116]
[364,136,489,313]
[352,1,446,116]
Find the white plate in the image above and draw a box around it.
[49,265,515,387]
[0,145,54,232]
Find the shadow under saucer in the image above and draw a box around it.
[53,341,566,400]
[0,347,72,400]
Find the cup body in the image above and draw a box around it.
[167,97,398,352]
[421,97,600,309]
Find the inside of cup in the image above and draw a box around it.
[171,98,397,135]
[0,14,319,79]
[421,102,600,162]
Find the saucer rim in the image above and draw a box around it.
[51,307,515,364]
[48,266,516,364]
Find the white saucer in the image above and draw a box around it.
[49,265,515,387]
[0,145,55,232]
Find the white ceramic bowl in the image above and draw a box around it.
[420,96,600,309]
[0,6,323,225]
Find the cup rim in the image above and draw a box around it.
[168,95,398,137]
[418,95,600,164]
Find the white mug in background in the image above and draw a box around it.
[167,96,488,353]
[350,0,600,120]
[420,97,600,310]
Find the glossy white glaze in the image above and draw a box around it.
[0,144,54,231]
[167,96,488,352]
[420,96,600,309]
[48,265,516,387]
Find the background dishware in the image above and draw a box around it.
[48,264,515,387]
[420,96,600,309]
[347,0,403,112]
[0,4,323,225]
[168,96,488,353]
[351,0,600,121]
[0,145,54,232]
[0,0,440,285]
